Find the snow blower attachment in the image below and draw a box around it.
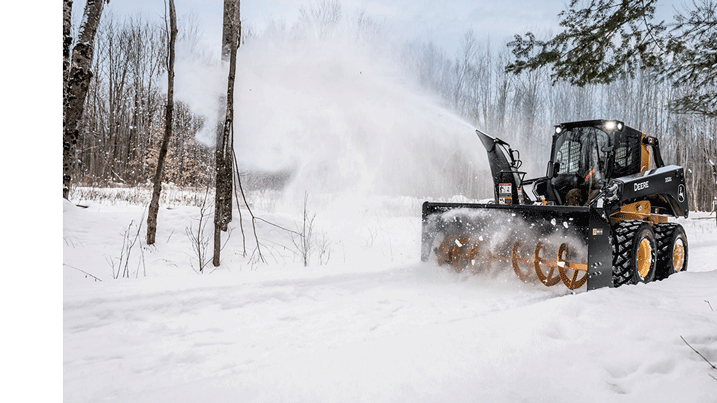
[421,120,689,290]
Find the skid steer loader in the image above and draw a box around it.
[421,120,689,290]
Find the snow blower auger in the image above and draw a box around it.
[421,120,690,291]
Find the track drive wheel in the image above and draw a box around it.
[654,223,688,279]
[533,242,561,286]
[611,220,657,287]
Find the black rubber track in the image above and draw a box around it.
[654,222,688,280]
[612,220,657,287]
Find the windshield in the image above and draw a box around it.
[554,126,609,184]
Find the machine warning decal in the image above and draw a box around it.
[498,183,512,205]
[593,228,604,236]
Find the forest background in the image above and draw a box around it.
[62,0,716,211]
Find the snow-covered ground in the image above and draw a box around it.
[63,194,717,402]
[60,14,717,402]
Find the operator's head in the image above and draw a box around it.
[566,188,582,206]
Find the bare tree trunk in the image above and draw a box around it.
[63,0,106,199]
[213,0,240,267]
[146,0,178,245]
[63,0,73,103]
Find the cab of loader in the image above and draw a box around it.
[537,120,661,206]
[478,119,673,209]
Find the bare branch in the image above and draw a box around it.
[680,335,717,371]
[231,145,265,264]
[63,264,103,282]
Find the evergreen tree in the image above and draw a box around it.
[506,0,716,117]
[665,0,717,117]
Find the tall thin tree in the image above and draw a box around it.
[213,0,240,267]
[146,0,178,245]
[63,0,106,199]
[63,0,72,104]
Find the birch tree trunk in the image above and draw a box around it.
[213,0,240,267]
[63,0,105,199]
[146,0,178,245]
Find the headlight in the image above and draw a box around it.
[605,121,616,130]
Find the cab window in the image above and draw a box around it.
[554,127,609,177]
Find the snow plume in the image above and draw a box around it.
[173,2,490,213]
[173,44,228,146]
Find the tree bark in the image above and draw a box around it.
[146,0,178,245]
[213,0,240,266]
[63,0,73,105]
[63,0,105,199]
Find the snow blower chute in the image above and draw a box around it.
[421,120,689,290]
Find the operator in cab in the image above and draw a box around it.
[556,126,609,206]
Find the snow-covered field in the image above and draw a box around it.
[63,194,717,403]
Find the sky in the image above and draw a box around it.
[66,0,687,62]
[68,0,685,57]
[70,0,564,52]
